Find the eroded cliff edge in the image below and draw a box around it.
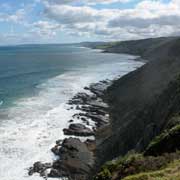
[95,37,180,166]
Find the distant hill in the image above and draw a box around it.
[94,36,180,59]
[75,41,108,49]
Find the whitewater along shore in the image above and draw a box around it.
[28,79,114,180]
[28,36,180,180]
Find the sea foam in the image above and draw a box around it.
[0,54,143,180]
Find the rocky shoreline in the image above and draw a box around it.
[28,79,112,180]
[28,36,180,180]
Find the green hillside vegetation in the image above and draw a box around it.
[94,103,180,180]
[144,123,180,156]
[123,160,180,180]
[95,42,120,49]
[93,151,180,180]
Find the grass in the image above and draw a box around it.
[93,151,180,180]
[95,42,121,49]
[94,112,180,180]
[122,160,180,180]
[144,124,180,156]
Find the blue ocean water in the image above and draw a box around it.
[0,45,89,107]
[0,45,144,180]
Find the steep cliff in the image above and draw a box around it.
[96,37,180,165]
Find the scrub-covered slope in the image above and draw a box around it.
[96,37,180,164]
[92,36,180,180]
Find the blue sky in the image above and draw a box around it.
[0,0,179,45]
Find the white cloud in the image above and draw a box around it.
[0,20,62,45]
[107,0,180,38]
[43,0,131,5]
[1,0,180,44]
[32,20,60,36]
[42,0,180,40]
[44,5,103,24]
[0,9,25,23]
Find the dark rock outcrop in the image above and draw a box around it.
[29,80,109,179]
[68,93,97,105]
[46,81,111,179]
[63,123,95,137]
[28,162,52,178]
[49,138,95,180]
[89,82,111,97]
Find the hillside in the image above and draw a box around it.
[96,37,180,59]
[94,73,180,180]
[27,37,180,180]
[94,36,180,175]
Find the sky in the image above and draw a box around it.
[0,0,180,45]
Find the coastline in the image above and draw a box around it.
[26,36,180,180]
[28,54,144,179]
[0,44,144,180]
[2,37,180,180]
[28,79,114,179]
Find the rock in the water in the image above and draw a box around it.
[87,99,109,110]
[56,139,63,145]
[28,161,52,177]
[48,168,68,178]
[68,119,74,123]
[49,138,95,180]
[68,93,96,105]
[78,105,107,116]
[51,145,61,156]
[63,123,95,136]
[85,113,109,127]
[85,139,96,152]
[88,81,111,97]
[29,80,111,180]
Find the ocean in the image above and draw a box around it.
[0,44,143,180]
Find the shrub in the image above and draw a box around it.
[93,152,180,180]
[144,124,180,156]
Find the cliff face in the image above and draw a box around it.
[96,37,180,164]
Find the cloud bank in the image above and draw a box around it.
[1,0,180,44]
[41,0,180,41]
